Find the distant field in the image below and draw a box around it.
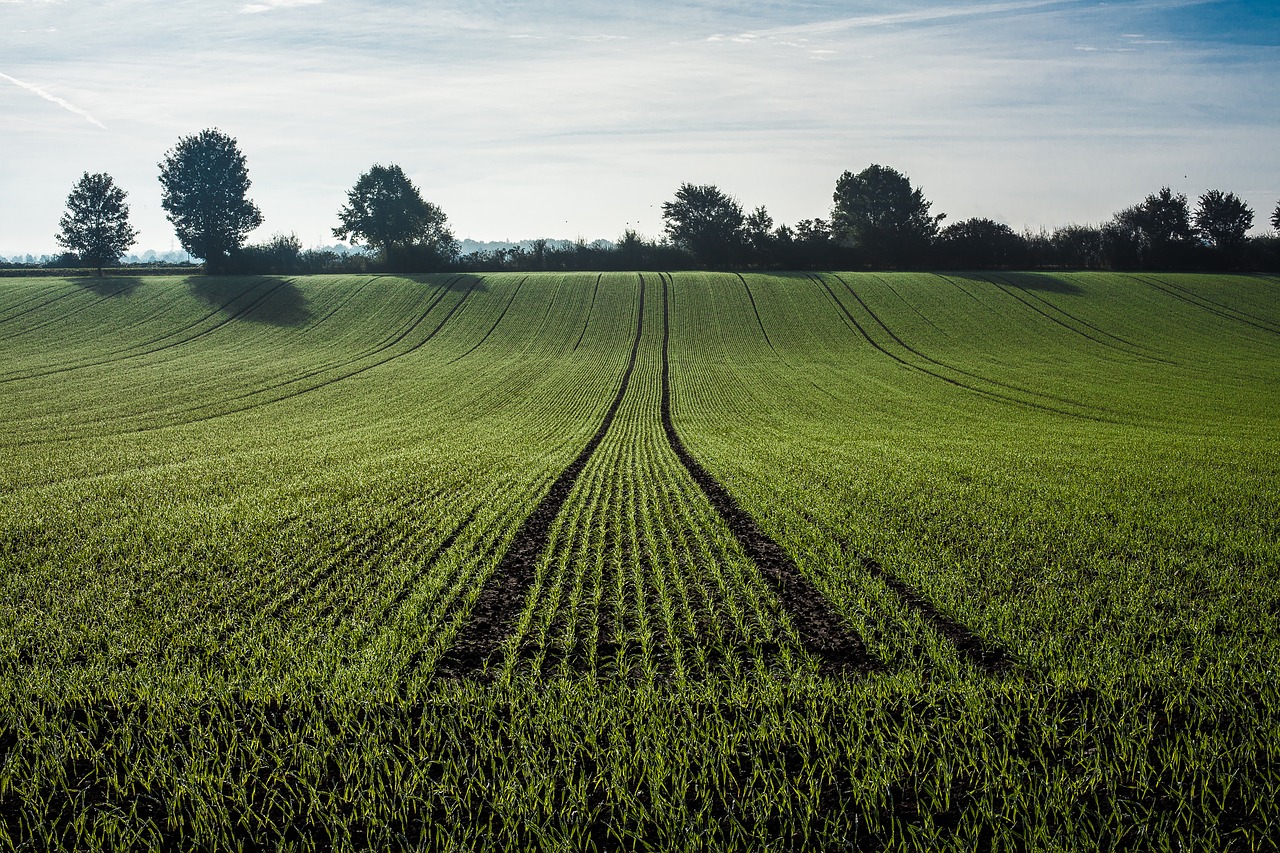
[1,271,1277,850]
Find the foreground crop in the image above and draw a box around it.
[1,272,1277,850]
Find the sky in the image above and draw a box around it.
[2,0,1278,256]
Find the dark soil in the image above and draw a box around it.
[658,274,880,676]
[437,277,647,677]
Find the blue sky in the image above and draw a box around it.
[2,0,1277,255]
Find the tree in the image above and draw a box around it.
[1133,187,1193,245]
[1129,187,1193,268]
[158,129,263,273]
[1194,190,1253,251]
[660,183,746,267]
[936,218,1025,269]
[1050,224,1105,269]
[744,206,775,266]
[831,165,943,268]
[1102,206,1149,269]
[228,232,303,275]
[1272,201,1280,233]
[332,164,457,271]
[54,172,138,275]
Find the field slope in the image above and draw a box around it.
[1,271,1278,850]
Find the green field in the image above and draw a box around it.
[1,271,1278,850]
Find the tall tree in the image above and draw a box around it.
[1194,190,1253,251]
[54,172,138,275]
[831,164,943,268]
[1272,201,1280,232]
[937,218,1025,269]
[660,183,746,267]
[744,205,775,266]
[158,129,263,273]
[1133,187,1193,244]
[1131,187,1193,268]
[332,164,457,271]
[1103,206,1150,269]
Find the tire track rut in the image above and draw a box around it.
[1136,274,1280,336]
[0,277,288,384]
[4,278,480,446]
[438,275,647,676]
[813,274,1115,423]
[977,273,1173,363]
[572,273,602,351]
[661,274,880,675]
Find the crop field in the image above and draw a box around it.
[1,270,1278,850]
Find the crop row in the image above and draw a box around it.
[1,271,1277,849]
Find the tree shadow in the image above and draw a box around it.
[379,272,486,292]
[990,272,1083,294]
[186,276,312,327]
[74,276,142,297]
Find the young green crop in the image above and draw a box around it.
[1,271,1277,850]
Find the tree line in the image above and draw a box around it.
[44,128,1280,276]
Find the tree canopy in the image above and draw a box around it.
[1194,190,1253,251]
[831,165,942,268]
[332,164,457,271]
[937,218,1024,269]
[1134,187,1193,246]
[157,129,263,273]
[1272,201,1280,233]
[54,172,138,275]
[660,183,746,267]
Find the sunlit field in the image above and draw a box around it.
[2,271,1277,850]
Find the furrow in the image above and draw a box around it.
[437,275,646,676]
[661,274,880,675]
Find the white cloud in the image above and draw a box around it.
[0,0,1277,253]
[0,71,105,129]
[725,0,1073,41]
[241,0,321,13]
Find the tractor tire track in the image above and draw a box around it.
[812,274,1113,423]
[368,505,483,626]
[874,276,946,334]
[0,277,287,384]
[822,530,1011,674]
[438,275,647,677]
[166,277,465,413]
[0,284,88,331]
[0,281,140,342]
[3,273,405,385]
[0,281,77,323]
[216,491,438,645]
[1135,274,1280,336]
[661,274,880,676]
[572,273,602,351]
[731,273,836,401]
[834,274,1124,412]
[447,276,528,364]
[735,273,777,353]
[5,279,480,447]
[300,275,383,333]
[984,273,1152,352]
[978,273,1173,363]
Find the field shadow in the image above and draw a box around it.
[186,276,312,327]
[383,272,487,292]
[991,272,1083,295]
[74,276,142,297]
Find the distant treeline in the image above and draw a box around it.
[34,126,1280,275]
[24,219,1280,277]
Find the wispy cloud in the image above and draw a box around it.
[0,0,1277,253]
[724,0,1074,41]
[0,71,105,129]
[241,0,321,13]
